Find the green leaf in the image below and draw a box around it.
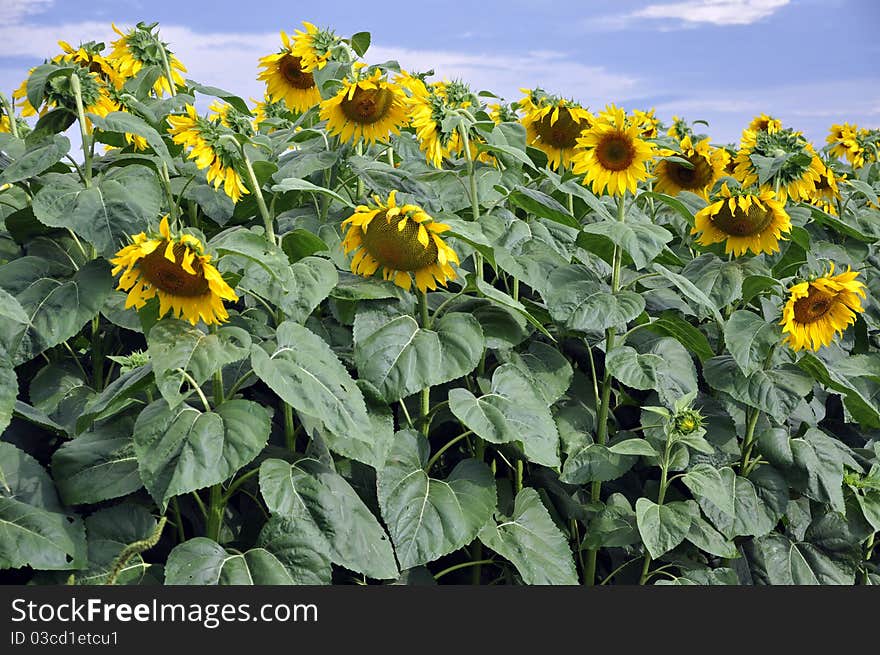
[449,363,560,467]
[272,177,355,208]
[645,314,714,362]
[608,438,658,457]
[703,356,813,417]
[377,429,496,569]
[0,359,17,436]
[0,135,69,185]
[252,321,389,468]
[681,254,743,310]
[653,263,723,323]
[87,111,173,167]
[687,515,739,558]
[746,533,855,585]
[350,31,371,56]
[479,488,578,585]
[503,341,572,406]
[581,494,640,549]
[353,310,484,402]
[32,166,163,257]
[281,229,328,263]
[560,442,636,484]
[259,458,398,580]
[185,81,252,115]
[0,442,87,570]
[133,398,270,511]
[637,191,697,226]
[724,310,779,375]
[577,221,672,270]
[51,415,142,505]
[78,504,161,585]
[605,338,697,406]
[797,353,880,429]
[698,470,787,539]
[635,498,695,559]
[508,186,579,228]
[148,320,250,408]
[476,279,554,341]
[546,265,645,333]
[682,465,736,519]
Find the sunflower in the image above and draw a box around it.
[53,40,123,89]
[747,113,782,135]
[572,104,657,196]
[519,89,593,170]
[653,135,725,198]
[408,79,476,168]
[692,182,791,256]
[489,101,519,124]
[21,66,118,128]
[633,108,660,139]
[810,163,844,215]
[257,31,322,113]
[0,113,11,134]
[111,216,238,326]
[320,68,408,144]
[290,21,338,72]
[252,95,294,131]
[342,191,459,292]
[780,263,866,352]
[107,23,186,96]
[167,104,249,202]
[666,115,692,141]
[734,127,824,202]
[826,123,861,163]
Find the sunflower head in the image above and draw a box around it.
[633,108,660,139]
[208,100,255,136]
[780,263,866,352]
[257,31,322,114]
[747,113,782,135]
[409,79,477,168]
[319,68,408,144]
[53,39,123,89]
[572,104,658,196]
[734,127,824,202]
[107,22,187,95]
[489,101,519,124]
[653,135,726,198]
[519,89,593,170]
[252,95,294,131]
[692,182,791,256]
[29,65,119,127]
[291,21,340,72]
[167,104,249,202]
[810,162,845,215]
[666,115,693,141]
[110,217,238,326]
[342,191,460,293]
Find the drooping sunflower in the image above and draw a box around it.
[252,95,294,131]
[780,263,866,352]
[666,115,692,141]
[54,40,123,89]
[111,216,238,326]
[320,68,408,144]
[747,113,782,135]
[826,123,861,162]
[19,66,118,128]
[408,78,476,168]
[208,100,255,136]
[571,104,657,196]
[633,108,660,139]
[257,31,322,113]
[167,104,249,202]
[489,101,519,124]
[692,182,791,256]
[342,191,459,292]
[519,89,593,170]
[653,135,726,198]
[810,162,844,215]
[734,127,825,202]
[290,21,338,72]
[107,23,187,96]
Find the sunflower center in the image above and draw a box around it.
[710,201,775,237]
[340,86,394,125]
[793,287,836,324]
[534,109,588,149]
[595,133,636,171]
[664,155,714,190]
[362,212,438,271]
[138,242,210,297]
[279,54,315,89]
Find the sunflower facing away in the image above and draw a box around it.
[780,263,866,351]
[826,123,862,164]
[167,104,249,202]
[747,113,782,135]
[692,182,791,256]
[258,31,322,113]
[519,89,593,170]
[408,78,476,168]
[15,66,118,127]
[653,135,725,198]
[320,68,408,144]
[54,40,123,89]
[633,108,660,139]
[810,162,844,215]
[111,217,238,326]
[342,191,459,292]
[572,104,657,196]
[734,127,824,202]
[252,95,294,131]
[290,21,338,73]
[107,23,187,95]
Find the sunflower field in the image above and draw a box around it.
[1,20,879,587]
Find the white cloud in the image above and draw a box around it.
[632,0,790,26]
[0,0,54,25]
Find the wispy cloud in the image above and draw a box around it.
[633,0,791,26]
[0,0,54,25]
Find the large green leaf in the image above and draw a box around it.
[377,430,496,569]
[797,353,880,429]
[577,220,672,270]
[703,356,813,418]
[635,498,696,559]
[508,186,578,228]
[148,320,250,408]
[478,488,578,585]
[0,134,69,185]
[653,263,723,323]
[0,358,17,436]
[546,265,645,333]
[682,464,736,519]
[746,533,855,585]
[502,341,572,406]
[560,442,636,484]
[681,254,744,310]
[449,363,560,467]
[252,321,390,468]
[353,309,484,402]
[133,398,270,511]
[32,166,163,257]
[605,337,697,406]
[724,310,779,375]
[78,504,162,585]
[698,469,788,539]
[0,442,87,570]
[259,458,398,580]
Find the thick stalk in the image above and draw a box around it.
[584,193,627,586]
[739,408,761,472]
[205,484,224,542]
[639,433,673,585]
[460,123,483,282]
[242,151,276,244]
[283,401,296,451]
[419,291,431,435]
[0,93,19,139]
[355,141,365,200]
[156,39,177,96]
[69,73,92,186]
[91,317,103,390]
[160,161,179,223]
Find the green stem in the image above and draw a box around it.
[178,368,211,412]
[171,497,185,542]
[223,467,260,503]
[355,141,364,200]
[419,290,431,435]
[0,93,19,139]
[639,433,673,585]
[69,73,92,186]
[205,483,224,542]
[460,122,483,283]
[156,38,178,96]
[160,162,178,223]
[434,559,495,581]
[242,150,276,244]
[515,459,523,493]
[584,193,627,586]
[283,401,296,451]
[740,408,761,472]
[387,145,394,166]
[426,431,473,473]
[90,316,103,390]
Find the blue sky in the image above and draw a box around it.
[1,0,877,144]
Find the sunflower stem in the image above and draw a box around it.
[283,401,297,451]
[156,36,178,96]
[160,161,179,223]
[242,150,276,245]
[426,430,473,473]
[459,121,483,283]
[205,483,224,542]
[639,430,673,585]
[584,193,627,587]
[387,145,394,166]
[69,72,92,187]
[0,93,19,139]
[419,290,431,436]
[355,141,365,201]
[90,316,103,391]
